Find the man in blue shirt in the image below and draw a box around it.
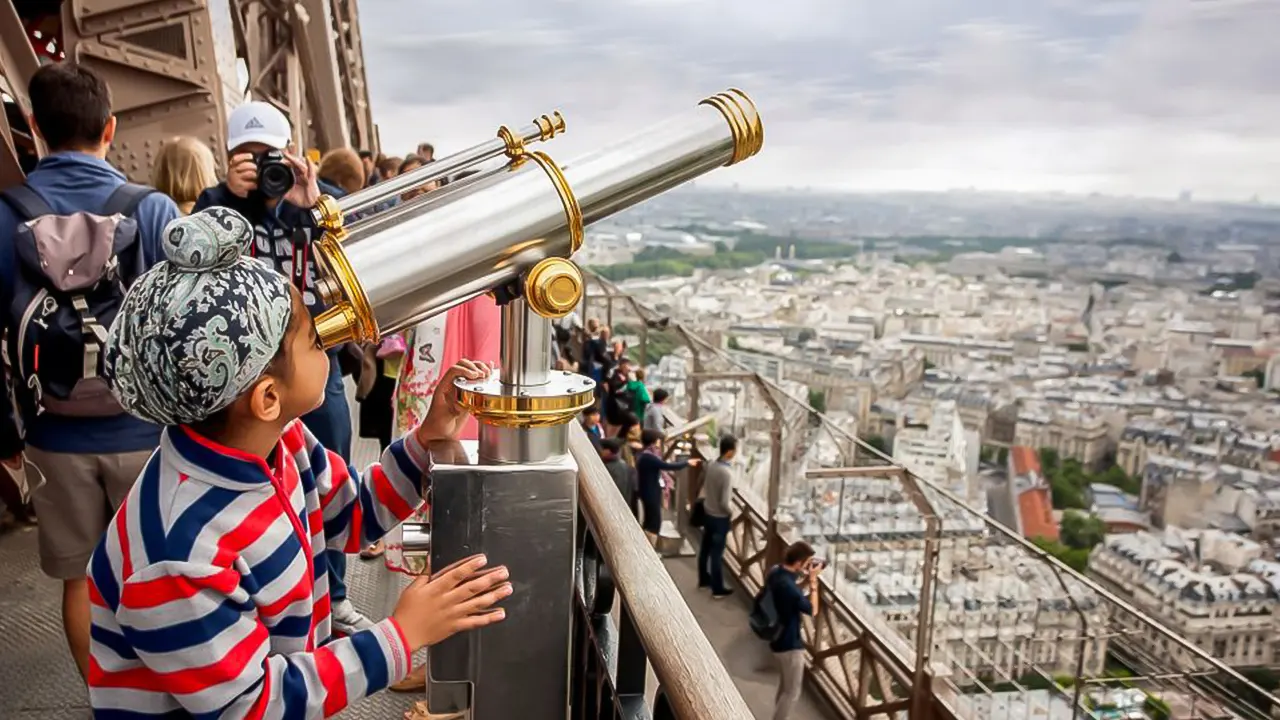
[192,102,369,635]
[0,62,180,682]
[766,541,822,720]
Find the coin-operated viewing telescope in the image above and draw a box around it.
[308,89,762,720]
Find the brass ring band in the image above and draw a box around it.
[498,125,526,158]
[533,111,566,141]
[699,89,764,166]
[724,88,764,158]
[314,194,344,231]
[456,384,597,429]
[524,150,584,254]
[312,231,378,347]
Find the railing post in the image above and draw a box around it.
[765,403,784,568]
[427,269,595,719]
[639,320,649,367]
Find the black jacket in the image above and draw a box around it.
[193,183,326,315]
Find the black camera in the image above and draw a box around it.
[255,150,294,199]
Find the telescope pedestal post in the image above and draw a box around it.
[426,299,593,720]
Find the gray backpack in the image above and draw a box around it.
[1,182,155,420]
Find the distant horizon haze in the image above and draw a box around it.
[358,0,1280,205]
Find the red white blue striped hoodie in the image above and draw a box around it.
[87,419,428,718]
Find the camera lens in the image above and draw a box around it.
[256,151,294,199]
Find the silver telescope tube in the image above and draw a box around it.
[310,89,762,349]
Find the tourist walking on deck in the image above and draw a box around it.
[0,62,180,682]
[698,434,737,599]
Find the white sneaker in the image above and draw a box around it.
[331,598,376,635]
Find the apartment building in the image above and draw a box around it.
[1089,529,1278,669]
[1014,407,1110,470]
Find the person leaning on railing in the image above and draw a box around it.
[636,428,701,546]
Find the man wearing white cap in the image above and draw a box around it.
[193,101,372,636]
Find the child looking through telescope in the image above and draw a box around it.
[87,208,511,717]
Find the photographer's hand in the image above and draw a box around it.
[283,147,320,207]
[227,153,258,198]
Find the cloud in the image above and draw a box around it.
[357,0,1280,201]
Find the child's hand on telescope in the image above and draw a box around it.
[392,554,511,651]
[415,360,492,444]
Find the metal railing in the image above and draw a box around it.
[581,271,1280,720]
[568,424,754,719]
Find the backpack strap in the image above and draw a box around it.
[0,184,56,222]
[70,294,111,380]
[102,183,157,218]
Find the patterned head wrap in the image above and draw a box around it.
[105,207,294,426]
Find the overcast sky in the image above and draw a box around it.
[357,0,1280,201]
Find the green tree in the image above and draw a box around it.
[1032,537,1092,573]
[997,447,1009,465]
[726,335,741,350]
[1098,465,1140,495]
[1049,477,1088,510]
[807,388,827,414]
[864,435,890,456]
[1060,512,1108,550]
[1038,447,1060,471]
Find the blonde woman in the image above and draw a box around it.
[151,136,217,214]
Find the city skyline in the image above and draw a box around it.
[358,0,1280,203]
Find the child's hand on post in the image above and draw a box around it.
[391,554,512,651]
[415,360,492,444]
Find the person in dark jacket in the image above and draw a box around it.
[581,407,604,451]
[634,428,700,546]
[193,101,369,636]
[766,541,822,720]
[600,438,637,517]
[603,356,633,433]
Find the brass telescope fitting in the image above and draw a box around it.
[522,151,584,253]
[699,88,764,166]
[314,195,344,232]
[524,258,583,320]
[312,232,378,347]
[455,370,597,429]
[501,111,566,160]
